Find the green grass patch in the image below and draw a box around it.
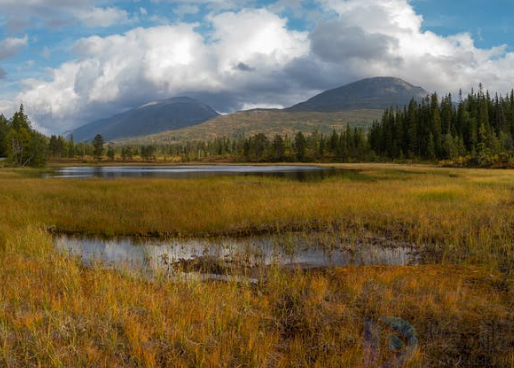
[417,190,458,202]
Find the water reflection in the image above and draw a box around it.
[54,233,417,274]
[44,165,341,181]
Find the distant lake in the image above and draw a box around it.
[45,165,342,181]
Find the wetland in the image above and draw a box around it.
[1,163,514,367]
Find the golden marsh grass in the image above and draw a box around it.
[1,164,514,366]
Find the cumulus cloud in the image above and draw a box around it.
[311,22,397,62]
[5,9,309,132]
[3,0,514,135]
[311,0,514,94]
[0,67,6,79]
[209,9,308,73]
[234,62,255,72]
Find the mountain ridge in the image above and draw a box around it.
[286,76,428,112]
[117,76,428,144]
[70,96,219,142]
[70,77,428,144]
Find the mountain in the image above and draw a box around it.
[79,76,427,145]
[70,97,219,142]
[118,109,384,145]
[286,77,428,112]
[120,77,427,145]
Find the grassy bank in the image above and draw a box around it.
[3,164,514,267]
[1,164,514,366]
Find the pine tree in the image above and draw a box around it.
[293,132,307,162]
[430,93,443,158]
[271,135,286,162]
[68,134,75,158]
[406,99,418,158]
[0,114,8,157]
[92,134,105,160]
[329,130,339,154]
[3,105,47,166]
[107,144,115,160]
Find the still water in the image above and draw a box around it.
[45,165,340,181]
[54,232,417,274]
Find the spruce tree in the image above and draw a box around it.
[92,134,105,160]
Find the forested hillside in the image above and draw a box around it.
[369,86,514,165]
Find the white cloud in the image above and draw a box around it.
[3,0,514,135]
[0,0,130,31]
[2,9,310,133]
[149,0,249,12]
[270,0,305,12]
[74,7,131,28]
[309,0,514,95]
[19,62,82,121]
[319,0,422,34]
[173,4,200,17]
[241,102,284,110]
[0,36,28,60]
[210,9,308,73]
[0,0,90,5]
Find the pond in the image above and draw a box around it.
[54,232,417,281]
[44,165,342,181]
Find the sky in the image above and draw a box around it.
[1,0,514,135]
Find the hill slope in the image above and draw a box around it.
[71,97,219,142]
[118,109,383,145]
[287,77,428,112]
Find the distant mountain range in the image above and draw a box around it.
[70,97,219,142]
[70,77,428,143]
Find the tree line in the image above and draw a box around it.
[41,129,371,164]
[4,86,514,167]
[87,128,369,163]
[0,107,113,166]
[369,87,514,166]
[0,105,47,166]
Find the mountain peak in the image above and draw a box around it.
[287,76,428,112]
[344,76,423,93]
[71,96,219,142]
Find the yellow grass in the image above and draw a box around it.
[3,164,514,266]
[0,164,514,366]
